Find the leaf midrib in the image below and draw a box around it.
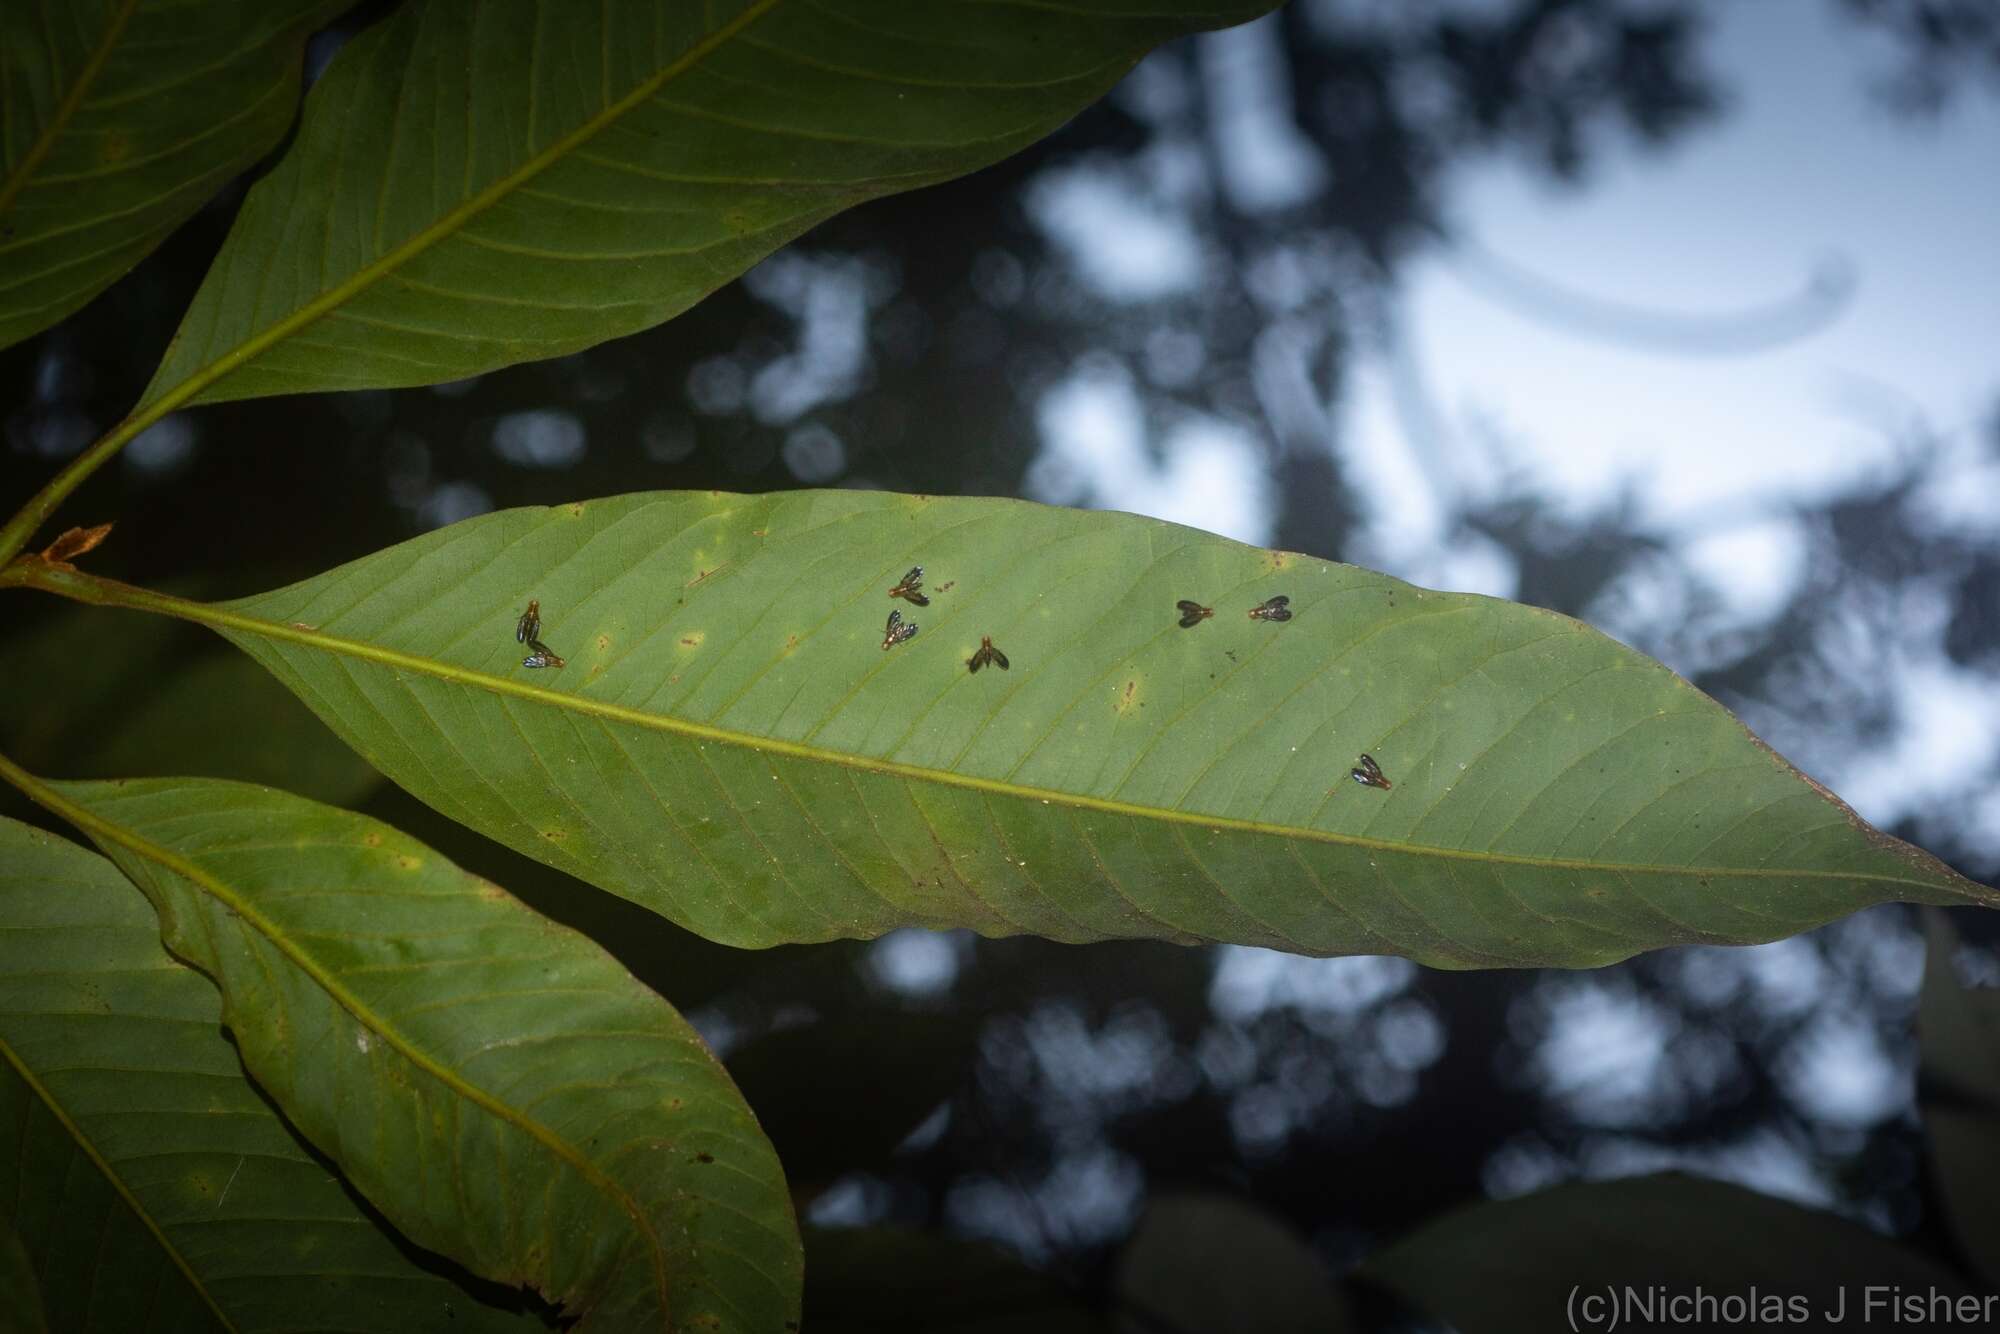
[156,582,1959,895]
[15,767,672,1317]
[138,0,784,412]
[0,0,143,219]
[0,1022,236,1333]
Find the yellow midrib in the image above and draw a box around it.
[24,768,674,1316]
[177,589,1962,897]
[137,0,785,413]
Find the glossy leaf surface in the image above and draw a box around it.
[0,816,545,1333]
[0,0,344,349]
[40,780,800,1332]
[141,0,1273,410]
[181,489,1995,966]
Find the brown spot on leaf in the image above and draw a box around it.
[394,855,420,871]
[694,1151,715,1164]
[363,833,381,848]
[595,634,611,651]
[679,632,704,648]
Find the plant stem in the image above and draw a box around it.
[0,553,211,623]
[0,404,167,567]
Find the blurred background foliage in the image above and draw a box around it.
[4,0,1999,1325]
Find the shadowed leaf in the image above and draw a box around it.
[1920,909,2000,1288]
[0,816,547,1333]
[30,780,801,1332]
[1359,1173,1978,1333]
[0,1217,48,1334]
[1115,1194,1353,1334]
[804,1226,1101,1333]
[139,0,1274,410]
[23,490,1993,966]
[0,605,378,812]
[0,0,345,349]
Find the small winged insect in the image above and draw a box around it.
[967,636,1009,673]
[1248,595,1293,622]
[523,638,565,669]
[1350,753,1392,790]
[516,599,541,644]
[888,566,930,606]
[882,609,919,650]
[1176,599,1213,629]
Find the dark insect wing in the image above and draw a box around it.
[968,636,1009,672]
[516,599,540,644]
[889,566,929,605]
[883,609,918,649]
[1250,595,1293,622]
[1176,599,1212,629]
[1350,753,1391,789]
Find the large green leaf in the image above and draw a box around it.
[17,490,1994,966]
[1359,1173,1978,1334]
[0,816,547,1332]
[138,0,1273,411]
[17,779,800,1332]
[0,0,345,350]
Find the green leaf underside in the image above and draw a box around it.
[0,0,346,350]
[140,0,1274,410]
[208,490,1988,968]
[0,816,547,1333]
[39,783,801,1333]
